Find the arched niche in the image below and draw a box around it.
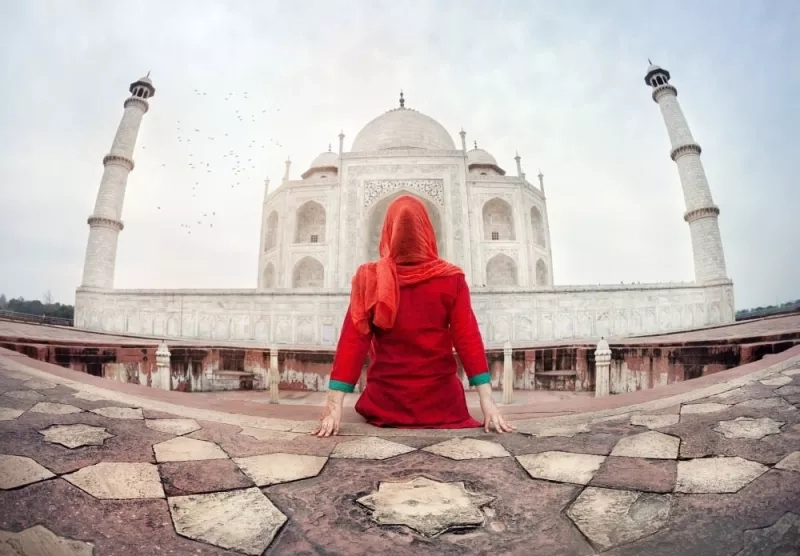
[482,198,515,241]
[294,201,326,244]
[536,259,548,286]
[486,253,518,286]
[264,211,278,251]
[263,262,275,288]
[292,256,324,288]
[366,191,444,261]
[530,206,545,247]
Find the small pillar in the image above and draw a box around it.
[503,341,514,405]
[595,338,612,397]
[155,342,171,391]
[269,346,280,404]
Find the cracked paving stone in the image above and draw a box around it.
[760,376,793,387]
[330,436,415,460]
[0,407,24,421]
[145,418,201,436]
[423,438,511,460]
[610,431,679,459]
[3,390,44,401]
[22,380,56,390]
[737,512,800,556]
[680,402,731,415]
[0,454,55,489]
[516,451,606,485]
[0,524,95,556]
[28,402,82,415]
[776,385,800,396]
[63,462,164,499]
[566,487,671,551]
[72,391,108,402]
[737,397,797,411]
[356,476,494,537]
[775,451,800,472]
[238,427,301,442]
[233,453,327,486]
[38,424,114,448]
[168,487,287,555]
[90,407,143,420]
[630,414,680,429]
[713,417,784,440]
[676,456,768,493]
[154,437,228,463]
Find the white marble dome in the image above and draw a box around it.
[467,147,497,166]
[302,150,338,179]
[351,108,456,152]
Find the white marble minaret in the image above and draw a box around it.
[81,74,155,289]
[646,62,728,283]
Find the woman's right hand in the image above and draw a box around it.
[312,392,344,437]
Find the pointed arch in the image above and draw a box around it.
[294,201,326,243]
[482,197,515,241]
[486,253,518,286]
[367,191,444,261]
[263,262,275,288]
[264,211,278,251]
[536,259,548,286]
[292,256,324,288]
[530,206,545,247]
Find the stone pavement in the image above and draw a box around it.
[1,349,799,555]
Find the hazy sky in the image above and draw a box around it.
[1,0,797,310]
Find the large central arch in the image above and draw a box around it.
[366,191,444,261]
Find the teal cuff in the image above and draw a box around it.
[468,372,491,387]
[328,379,355,393]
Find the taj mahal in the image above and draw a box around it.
[74,63,735,346]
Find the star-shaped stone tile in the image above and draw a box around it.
[0,407,23,421]
[38,424,114,448]
[330,437,415,460]
[713,417,784,440]
[356,477,494,537]
[28,402,83,415]
[0,525,95,555]
[676,457,768,493]
[610,431,679,459]
[760,376,793,387]
[23,380,57,390]
[168,487,287,555]
[154,437,228,462]
[567,487,672,550]
[233,453,327,486]
[630,414,680,429]
[681,402,730,415]
[516,451,606,485]
[775,451,800,472]
[0,454,55,489]
[145,418,201,436]
[3,389,44,401]
[63,462,164,499]
[423,438,511,460]
[90,407,143,419]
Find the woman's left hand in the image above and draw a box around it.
[479,396,516,434]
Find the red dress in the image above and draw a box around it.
[329,273,490,429]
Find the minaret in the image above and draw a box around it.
[80,74,155,289]
[459,129,467,152]
[646,62,728,283]
[282,157,292,183]
[515,152,523,178]
[537,170,545,195]
[338,130,345,155]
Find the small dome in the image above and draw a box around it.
[138,74,153,85]
[302,150,339,179]
[467,147,505,175]
[351,108,456,152]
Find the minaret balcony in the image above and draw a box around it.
[102,154,135,171]
[651,83,678,102]
[684,206,720,223]
[670,143,702,161]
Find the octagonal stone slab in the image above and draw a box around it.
[681,402,730,415]
[90,407,143,420]
[0,454,55,489]
[233,453,327,486]
[610,431,679,459]
[330,437,415,460]
[154,437,228,462]
[145,418,201,436]
[38,424,114,448]
[775,451,800,472]
[356,476,494,537]
[168,487,287,555]
[676,456,768,493]
[630,414,680,429]
[0,407,24,421]
[63,462,164,499]
[567,487,671,550]
[3,390,44,401]
[29,402,82,415]
[23,380,56,390]
[0,525,95,556]
[423,438,511,460]
[516,451,606,485]
[713,417,784,440]
[760,376,793,387]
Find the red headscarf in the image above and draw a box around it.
[350,195,464,334]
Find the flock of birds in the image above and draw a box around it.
[140,88,288,236]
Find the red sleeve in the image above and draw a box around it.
[448,275,490,385]
[329,306,373,392]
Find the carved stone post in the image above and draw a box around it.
[269,346,280,404]
[503,341,514,405]
[595,338,612,397]
[155,342,171,391]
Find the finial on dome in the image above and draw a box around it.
[648,58,652,66]
[473,140,478,150]
[328,143,332,152]
[399,90,405,108]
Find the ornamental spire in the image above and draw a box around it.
[399,90,405,108]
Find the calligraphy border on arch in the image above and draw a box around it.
[363,179,445,209]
